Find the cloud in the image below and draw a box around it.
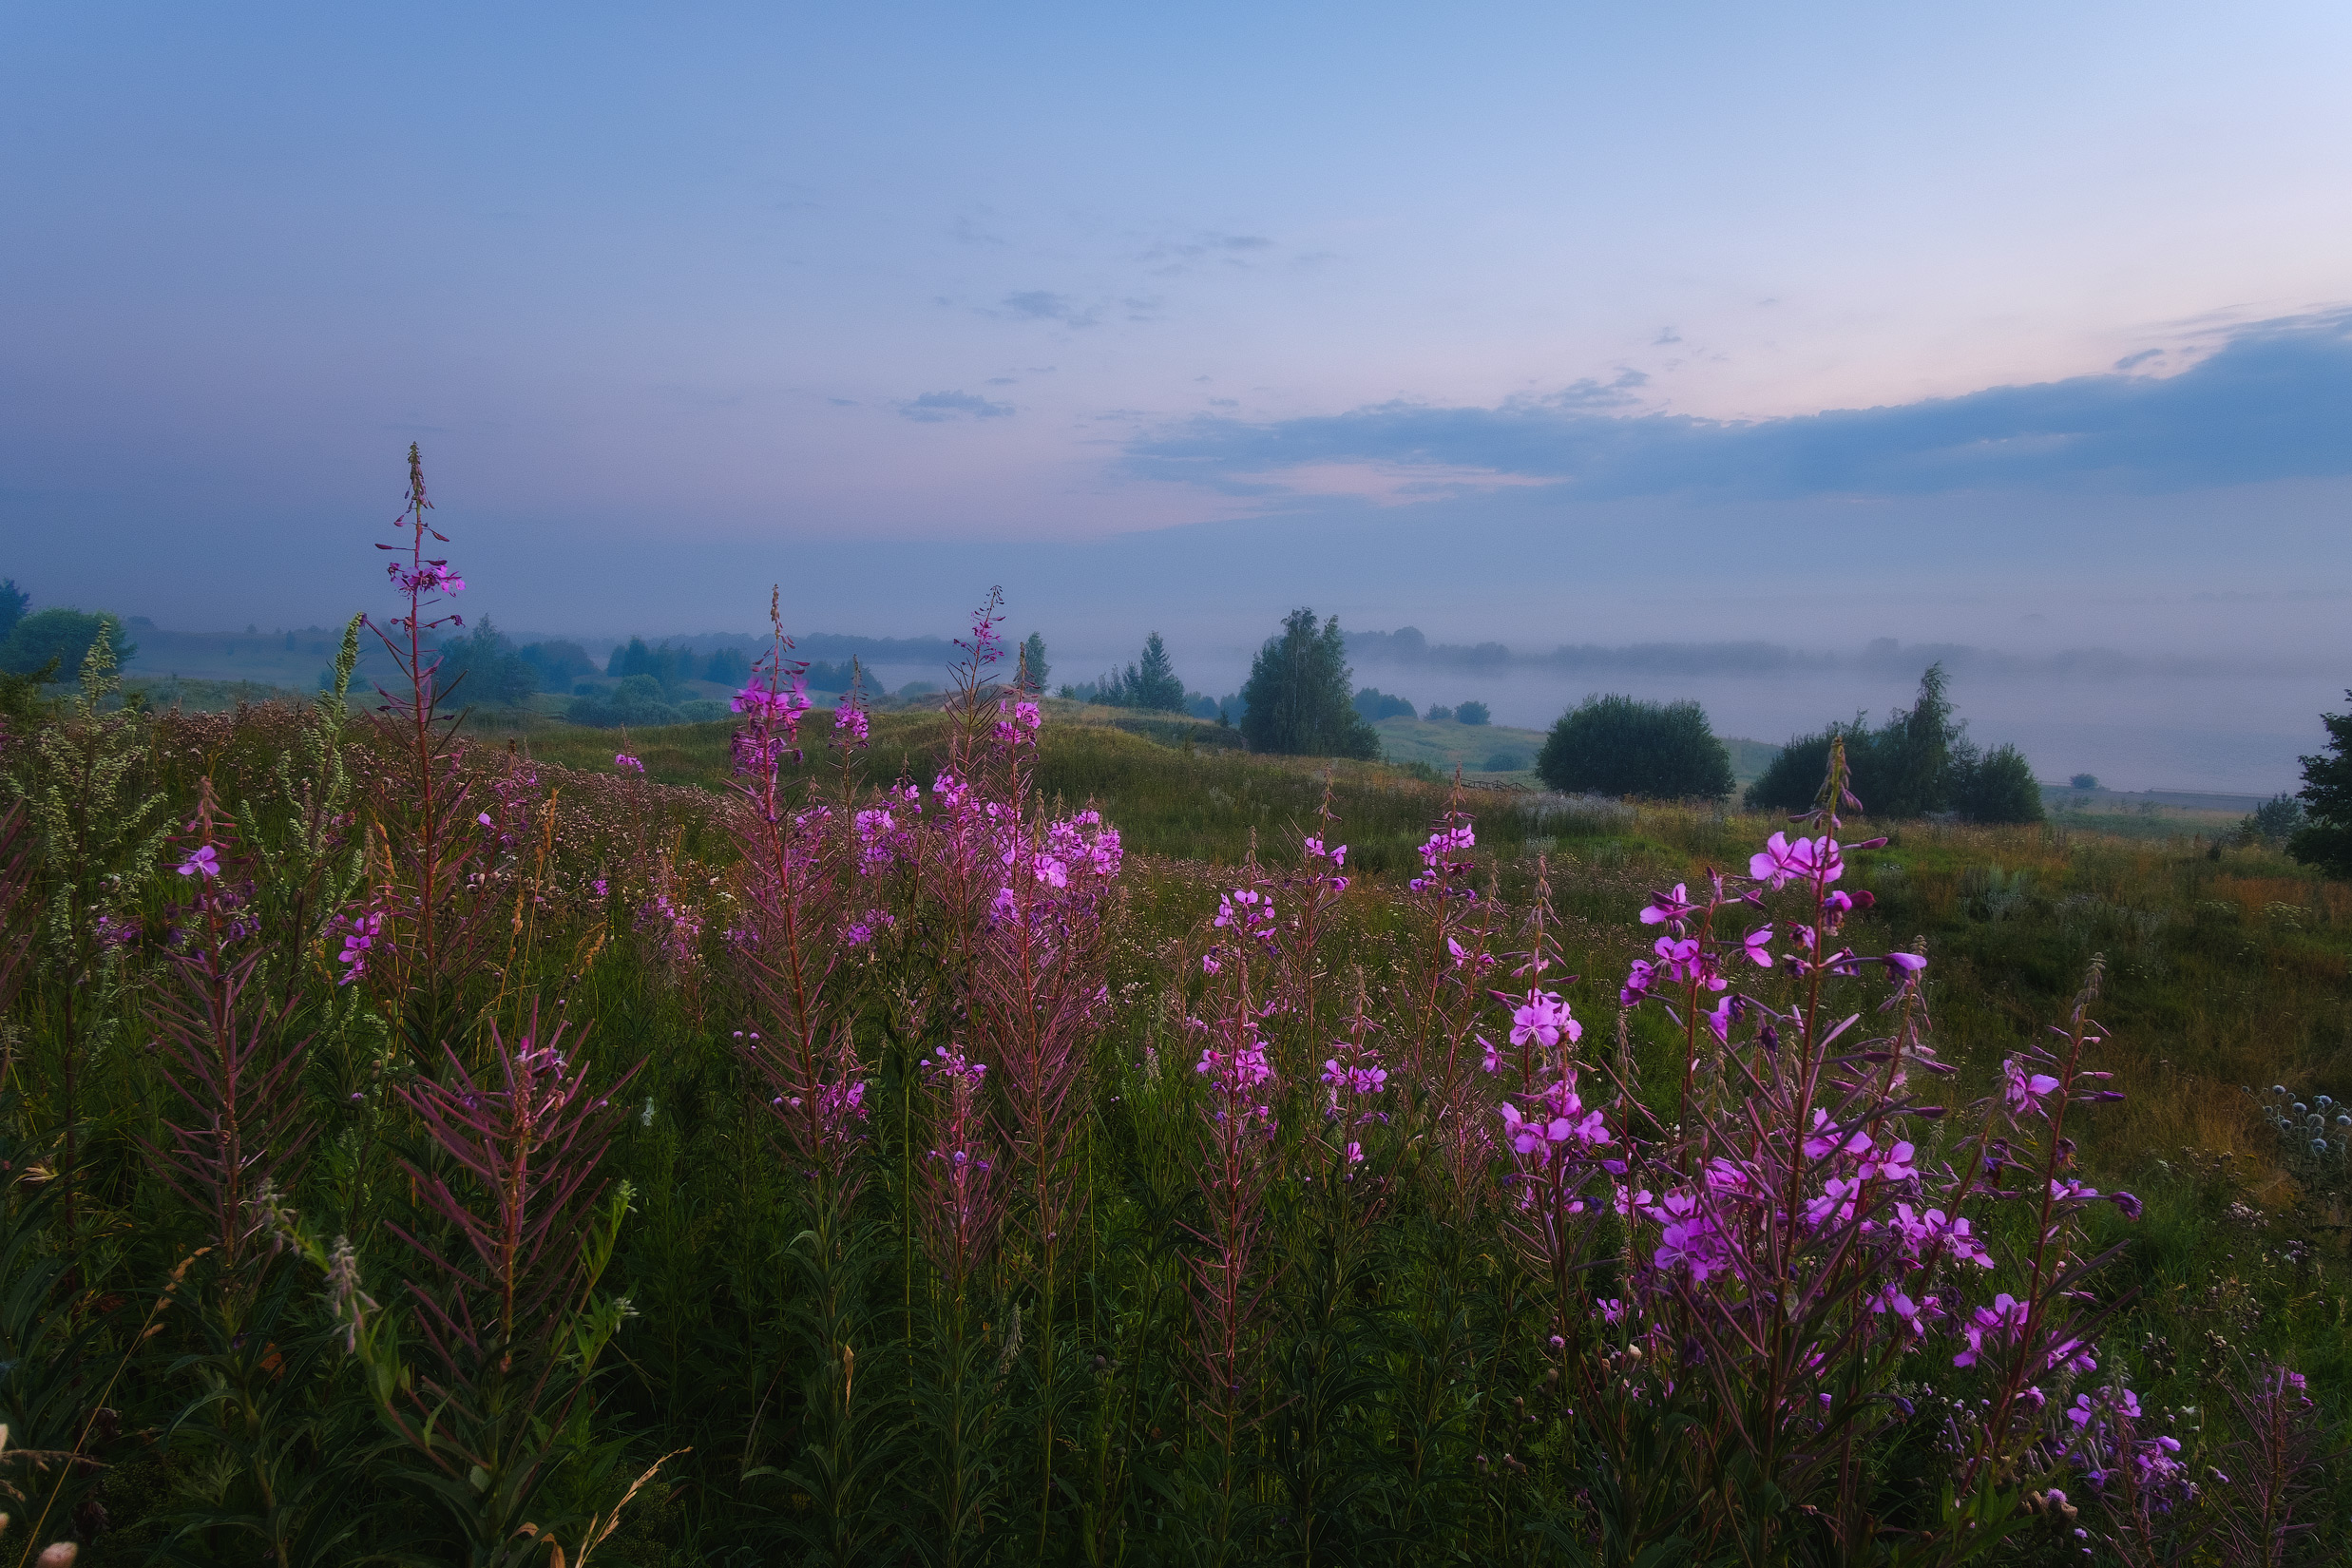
[2113,348,2165,372]
[899,391,1014,423]
[1126,310,2352,502]
[998,291,1098,327]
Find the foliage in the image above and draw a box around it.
[603,636,749,696]
[1019,631,1049,693]
[2240,794,2308,848]
[0,577,26,641]
[1748,663,2045,825]
[2289,692,2352,879]
[569,675,685,729]
[1353,686,1418,722]
[1950,741,2045,828]
[1454,699,1490,725]
[2072,773,2100,791]
[1239,608,1380,759]
[434,619,542,707]
[519,638,601,690]
[1074,632,1187,712]
[1,606,134,679]
[1536,693,1734,800]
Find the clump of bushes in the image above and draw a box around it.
[1746,663,2043,824]
[1535,693,1734,800]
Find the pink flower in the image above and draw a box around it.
[1803,1110,1871,1161]
[1508,989,1580,1048]
[1639,883,1694,927]
[2001,1058,2062,1116]
[614,752,645,773]
[177,845,220,879]
[1619,958,1656,1006]
[1859,1140,1917,1181]
[1740,926,1774,966]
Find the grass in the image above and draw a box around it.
[13,690,2352,1562]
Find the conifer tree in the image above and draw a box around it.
[2289,691,2352,878]
[1238,609,1379,758]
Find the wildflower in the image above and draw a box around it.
[1803,1110,1871,1161]
[176,844,220,879]
[1881,949,1926,982]
[1619,958,1656,1006]
[2001,1057,2063,1117]
[1740,926,1774,966]
[1639,884,1694,927]
[1508,989,1580,1048]
[1859,1140,1917,1181]
[1953,1293,2027,1367]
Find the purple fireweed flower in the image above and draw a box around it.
[1620,958,1656,1006]
[1859,1140,1918,1181]
[615,752,644,773]
[1639,883,1695,927]
[833,704,870,744]
[1740,926,1774,966]
[2002,1057,2063,1116]
[1507,989,1581,1048]
[177,844,220,879]
[1803,1110,1871,1161]
[1881,950,1926,982]
[1953,1292,2028,1367]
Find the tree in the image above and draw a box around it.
[1239,608,1380,759]
[1456,700,1491,726]
[1745,664,2040,823]
[1537,694,1733,800]
[1128,633,1185,711]
[1353,687,1417,722]
[2288,692,2352,878]
[0,607,133,678]
[434,620,539,707]
[521,640,599,690]
[0,579,26,641]
[2069,774,2099,791]
[1020,633,1049,694]
[703,646,752,686]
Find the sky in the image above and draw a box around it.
[5,2,2350,787]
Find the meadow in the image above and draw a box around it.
[2,529,2348,1565]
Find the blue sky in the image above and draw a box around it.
[5,0,2351,675]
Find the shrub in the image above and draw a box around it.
[1352,686,1417,722]
[1536,693,1733,800]
[1949,741,2044,825]
[2239,794,2306,847]
[2070,772,2099,791]
[1455,700,1490,725]
[1746,664,2041,823]
[0,606,132,678]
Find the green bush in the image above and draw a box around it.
[0,606,132,678]
[1536,694,1733,800]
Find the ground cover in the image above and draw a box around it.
[4,532,2345,1562]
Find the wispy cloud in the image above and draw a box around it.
[900,390,1014,422]
[1127,310,2352,502]
[999,290,1098,327]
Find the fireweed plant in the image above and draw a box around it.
[0,449,2343,1564]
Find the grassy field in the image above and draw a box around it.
[9,683,2350,1563]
